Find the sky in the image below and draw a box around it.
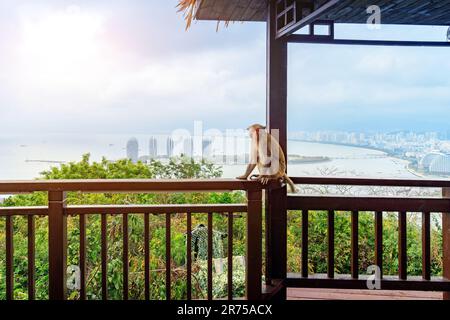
[0,0,449,136]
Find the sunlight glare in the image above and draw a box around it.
[19,6,106,76]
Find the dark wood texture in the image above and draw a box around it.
[327,211,334,279]
[398,212,407,280]
[286,274,450,292]
[0,179,262,193]
[79,215,86,300]
[196,0,268,22]
[101,214,108,300]
[422,212,431,281]
[122,214,129,300]
[265,0,288,300]
[207,212,213,300]
[144,213,150,300]
[443,188,450,300]
[0,179,261,301]
[228,212,234,300]
[288,35,450,47]
[351,211,359,279]
[66,204,247,215]
[27,215,35,300]
[0,207,48,216]
[246,190,263,300]
[375,211,383,278]
[291,176,450,188]
[288,195,450,212]
[301,211,309,278]
[5,216,14,300]
[195,0,450,27]
[287,177,450,295]
[287,288,443,300]
[166,213,171,300]
[186,213,192,300]
[48,191,67,300]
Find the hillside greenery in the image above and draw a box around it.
[0,154,443,300]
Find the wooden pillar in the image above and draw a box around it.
[443,188,450,300]
[265,0,288,300]
[246,189,263,300]
[48,191,67,300]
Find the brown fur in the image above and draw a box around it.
[237,124,297,193]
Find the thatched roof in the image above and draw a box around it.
[177,0,266,28]
[178,0,450,28]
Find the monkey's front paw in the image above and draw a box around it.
[236,175,248,180]
[256,176,270,185]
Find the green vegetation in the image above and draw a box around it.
[0,154,444,300]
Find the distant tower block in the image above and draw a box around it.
[167,137,174,158]
[149,137,158,159]
[183,137,193,158]
[202,138,212,160]
[127,138,139,163]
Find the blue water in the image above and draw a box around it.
[0,134,421,180]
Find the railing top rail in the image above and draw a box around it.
[291,176,450,188]
[0,179,262,194]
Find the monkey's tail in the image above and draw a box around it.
[284,175,298,193]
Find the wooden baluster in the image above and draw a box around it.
[443,188,450,300]
[48,191,67,300]
[186,212,192,300]
[351,211,359,279]
[228,212,234,300]
[166,213,171,300]
[6,216,14,300]
[327,211,334,279]
[246,189,262,300]
[398,211,407,280]
[79,214,86,300]
[122,214,129,300]
[301,210,309,278]
[422,212,431,281]
[375,211,383,279]
[101,214,108,300]
[144,213,150,300]
[27,215,35,300]
[207,212,213,300]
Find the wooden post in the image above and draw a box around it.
[48,191,67,300]
[266,0,288,300]
[443,188,450,300]
[246,189,262,300]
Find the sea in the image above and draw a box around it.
[0,133,436,181]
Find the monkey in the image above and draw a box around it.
[236,124,297,193]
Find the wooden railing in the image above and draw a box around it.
[286,177,450,298]
[0,179,263,300]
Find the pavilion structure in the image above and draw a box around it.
[187,0,450,300]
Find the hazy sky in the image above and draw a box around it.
[0,0,449,135]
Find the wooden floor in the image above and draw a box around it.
[287,288,443,300]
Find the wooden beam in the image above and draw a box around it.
[265,0,288,301]
[276,0,342,39]
[443,188,450,300]
[287,35,450,47]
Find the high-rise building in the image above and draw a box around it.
[167,137,174,158]
[202,138,212,159]
[149,137,158,159]
[127,138,139,163]
[183,137,193,157]
[429,154,450,174]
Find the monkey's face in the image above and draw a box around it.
[248,127,257,139]
[247,124,265,139]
